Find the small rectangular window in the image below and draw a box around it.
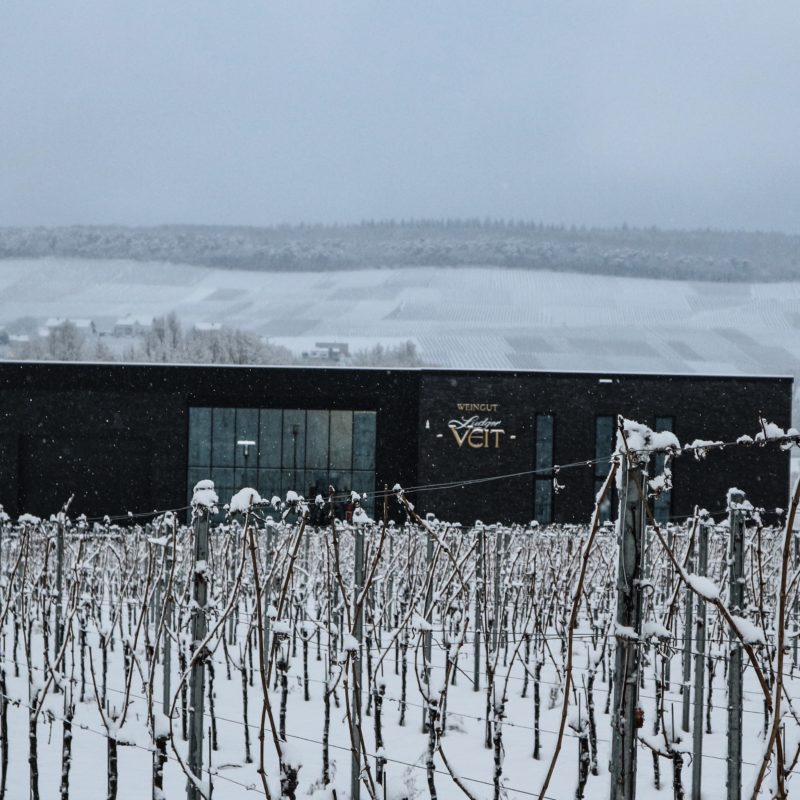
[353,412,377,471]
[534,414,554,524]
[595,416,615,522]
[595,416,614,477]
[653,416,675,523]
[535,479,553,525]
[188,407,212,468]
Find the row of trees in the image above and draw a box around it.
[1,221,797,280]
[1,314,425,368]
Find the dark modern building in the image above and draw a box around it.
[0,361,792,525]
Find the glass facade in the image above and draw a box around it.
[534,415,554,524]
[653,416,674,523]
[188,407,377,516]
[595,415,615,522]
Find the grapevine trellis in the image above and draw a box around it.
[0,416,799,800]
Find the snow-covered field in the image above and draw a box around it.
[1,258,799,376]
[0,496,795,800]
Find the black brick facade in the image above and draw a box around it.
[0,361,792,524]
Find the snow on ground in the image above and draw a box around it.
[0,517,791,800]
[1,613,759,800]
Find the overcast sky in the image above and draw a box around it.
[1,2,798,232]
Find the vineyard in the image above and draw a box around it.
[0,419,799,800]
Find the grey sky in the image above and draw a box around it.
[1,1,798,232]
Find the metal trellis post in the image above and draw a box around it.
[727,491,745,800]
[691,520,709,800]
[423,525,434,732]
[162,537,173,715]
[609,450,646,800]
[473,526,483,692]
[351,527,365,800]
[682,531,694,732]
[187,504,210,800]
[54,513,65,659]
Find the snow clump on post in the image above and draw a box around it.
[229,487,262,514]
[191,479,218,510]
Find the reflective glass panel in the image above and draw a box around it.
[306,410,330,469]
[535,415,553,470]
[353,412,377,470]
[329,411,353,470]
[282,410,306,472]
[534,479,553,525]
[259,410,283,469]
[654,416,674,523]
[595,416,614,476]
[211,407,235,467]
[188,407,212,468]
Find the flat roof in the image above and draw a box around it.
[0,359,793,382]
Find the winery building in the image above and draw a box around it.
[0,361,792,525]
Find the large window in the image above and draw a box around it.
[595,416,615,522]
[534,415,554,524]
[653,416,674,523]
[188,407,377,516]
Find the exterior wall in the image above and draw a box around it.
[0,362,418,519]
[0,361,792,524]
[417,371,793,523]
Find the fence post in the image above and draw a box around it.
[473,525,483,692]
[610,448,646,800]
[793,530,799,670]
[54,513,65,660]
[682,530,694,732]
[53,495,74,666]
[492,528,500,654]
[727,490,746,800]
[664,527,673,690]
[264,523,273,664]
[162,535,173,715]
[188,501,210,800]
[691,519,709,799]
[422,525,434,732]
[351,527,365,800]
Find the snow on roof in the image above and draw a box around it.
[44,317,94,328]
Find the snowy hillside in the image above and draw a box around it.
[0,259,798,381]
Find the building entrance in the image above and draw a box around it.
[188,407,376,516]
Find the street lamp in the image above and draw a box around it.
[237,439,256,487]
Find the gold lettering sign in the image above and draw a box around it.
[456,403,499,413]
[448,404,505,449]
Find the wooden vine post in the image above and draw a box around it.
[187,487,211,800]
[609,440,646,800]
[691,518,709,800]
[350,525,365,800]
[726,490,746,800]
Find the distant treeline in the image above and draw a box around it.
[2,314,425,369]
[1,220,798,281]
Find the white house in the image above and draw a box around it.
[113,315,153,337]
